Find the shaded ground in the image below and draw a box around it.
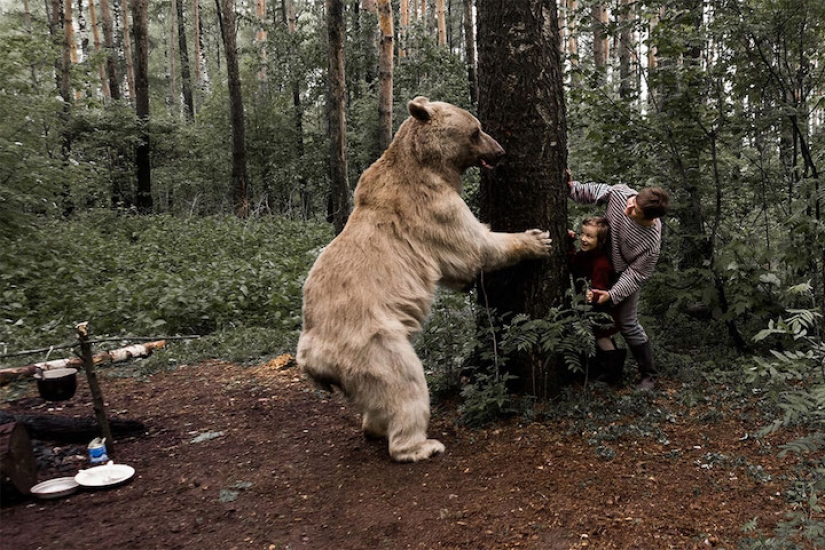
[0,358,800,549]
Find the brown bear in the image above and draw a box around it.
[296,97,552,462]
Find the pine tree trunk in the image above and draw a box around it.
[477,0,568,397]
[88,0,111,99]
[326,0,349,234]
[436,0,446,46]
[591,3,607,77]
[377,0,393,152]
[132,0,152,213]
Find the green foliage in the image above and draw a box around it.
[0,212,331,366]
[454,283,612,426]
[742,284,825,549]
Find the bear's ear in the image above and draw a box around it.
[408,96,433,122]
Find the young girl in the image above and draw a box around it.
[569,216,626,385]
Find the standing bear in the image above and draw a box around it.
[296,97,552,462]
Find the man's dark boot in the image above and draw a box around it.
[629,341,657,391]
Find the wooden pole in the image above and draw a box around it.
[77,322,115,458]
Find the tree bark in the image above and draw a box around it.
[0,413,145,443]
[477,0,568,397]
[326,0,350,234]
[377,0,393,152]
[132,0,152,213]
[216,0,250,218]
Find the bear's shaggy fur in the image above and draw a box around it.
[296,97,552,462]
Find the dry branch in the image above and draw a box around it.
[0,340,166,385]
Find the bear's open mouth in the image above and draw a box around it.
[479,158,497,169]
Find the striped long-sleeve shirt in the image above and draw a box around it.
[570,181,661,304]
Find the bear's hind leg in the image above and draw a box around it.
[355,336,444,462]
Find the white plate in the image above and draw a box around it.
[30,477,79,499]
[75,463,135,488]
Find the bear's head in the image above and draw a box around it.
[402,97,505,174]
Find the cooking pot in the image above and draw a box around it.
[35,368,78,401]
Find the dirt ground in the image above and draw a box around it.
[0,357,802,550]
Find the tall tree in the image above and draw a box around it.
[436,0,446,46]
[176,0,195,118]
[88,0,110,99]
[463,0,477,104]
[377,0,393,152]
[476,0,568,396]
[122,0,136,101]
[326,0,349,233]
[216,0,249,217]
[255,0,267,92]
[591,3,607,78]
[99,0,120,99]
[132,0,152,212]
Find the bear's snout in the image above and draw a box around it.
[478,137,505,169]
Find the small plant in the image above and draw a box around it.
[741,283,825,549]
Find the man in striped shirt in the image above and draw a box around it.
[568,172,670,390]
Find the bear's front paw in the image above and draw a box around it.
[525,229,553,257]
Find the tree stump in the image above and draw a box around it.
[0,422,37,501]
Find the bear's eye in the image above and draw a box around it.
[471,128,481,141]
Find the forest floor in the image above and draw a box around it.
[0,357,806,550]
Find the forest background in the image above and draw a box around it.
[0,0,823,545]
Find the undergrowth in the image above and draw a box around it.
[0,211,331,371]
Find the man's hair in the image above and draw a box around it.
[581,216,610,249]
[636,188,670,220]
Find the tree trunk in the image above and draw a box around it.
[132,0,152,213]
[436,0,446,46]
[176,0,195,118]
[463,0,477,105]
[326,0,350,234]
[565,0,579,85]
[216,0,250,218]
[0,413,145,444]
[256,0,268,92]
[618,0,633,99]
[88,0,110,99]
[399,0,409,58]
[122,0,136,102]
[193,0,211,106]
[591,3,608,77]
[476,0,568,397]
[99,0,120,99]
[284,0,309,217]
[377,0,393,152]
[168,0,177,110]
